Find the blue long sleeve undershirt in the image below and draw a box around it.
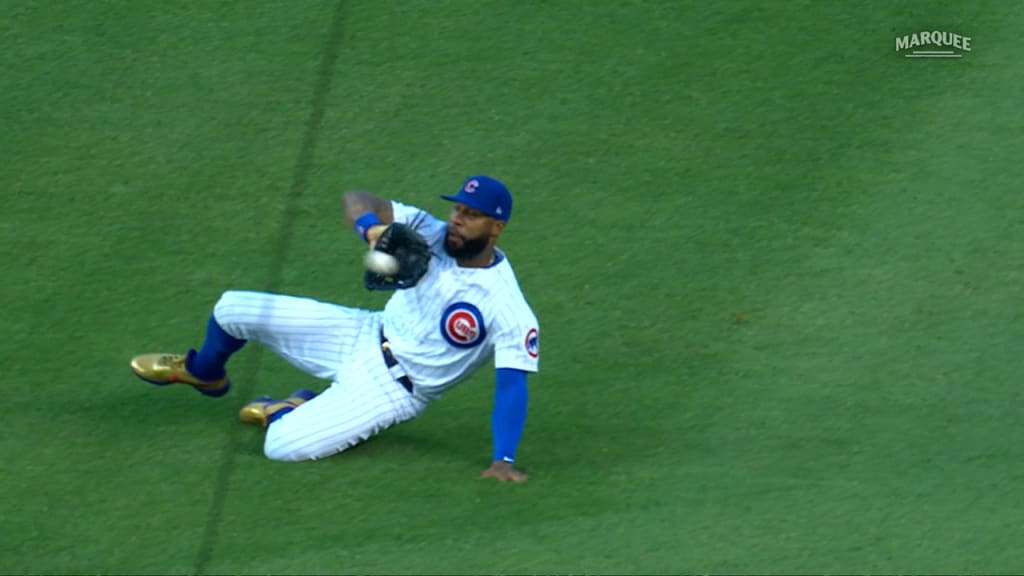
[492,368,529,463]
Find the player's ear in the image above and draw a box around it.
[490,219,505,238]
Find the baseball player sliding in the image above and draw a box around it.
[129,175,539,482]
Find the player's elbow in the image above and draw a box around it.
[342,190,388,221]
[342,189,377,207]
[341,190,361,215]
[341,189,362,204]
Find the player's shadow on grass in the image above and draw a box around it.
[102,381,487,468]
[92,382,238,422]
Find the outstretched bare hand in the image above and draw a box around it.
[479,460,528,483]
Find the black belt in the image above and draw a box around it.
[380,331,414,393]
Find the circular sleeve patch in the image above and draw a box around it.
[525,328,539,358]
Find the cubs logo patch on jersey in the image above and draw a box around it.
[525,328,539,358]
[440,302,487,348]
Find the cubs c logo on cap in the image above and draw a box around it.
[525,328,539,358]
[440,302,486,348]
[464,179,479,193]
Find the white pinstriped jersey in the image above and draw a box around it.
[381,201,540,398]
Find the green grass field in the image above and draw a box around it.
[3,1,1023,574]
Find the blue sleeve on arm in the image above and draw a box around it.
[492,368,529,463]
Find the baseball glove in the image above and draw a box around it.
[364,222,432,291]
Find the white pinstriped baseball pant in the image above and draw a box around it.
[212,290,428,461]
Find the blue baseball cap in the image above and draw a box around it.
[441,175,512,222]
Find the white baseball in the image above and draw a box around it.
[365,250,400,275]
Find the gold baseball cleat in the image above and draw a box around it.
[130,351,231,397]
[239,389,318,427]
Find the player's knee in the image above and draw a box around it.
[263,442,305,462]
[212,290,251,333]
[263,427,312,462]
[263,419,328,462]
[263,416,365,462]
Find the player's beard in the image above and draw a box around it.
[444,229,489,260]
